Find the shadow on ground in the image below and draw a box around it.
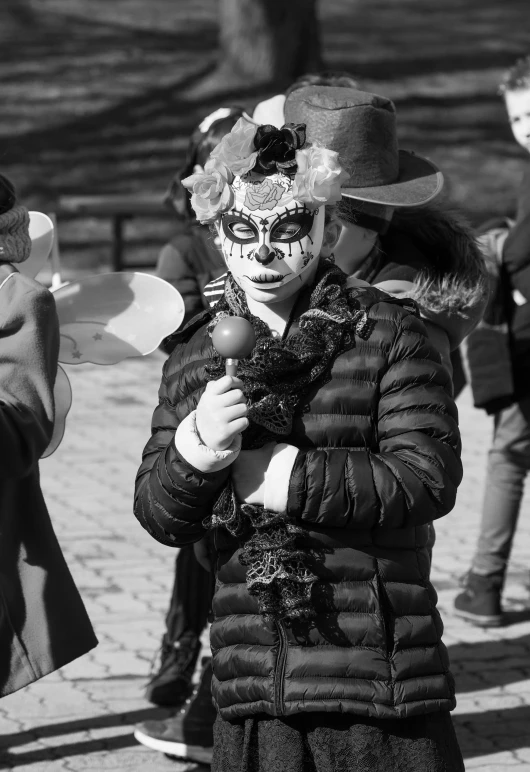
[1,0,529,264]
[0,706,207,769]
[449,632,530,759]
[1,635,530,766]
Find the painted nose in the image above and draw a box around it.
[255,245,275,265]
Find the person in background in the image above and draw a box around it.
[254,76,483,396]
[145,107,245,709]
[157,106,246,331]
[454,55,530,626]
[134,87,465,771]
[0,173,97,697]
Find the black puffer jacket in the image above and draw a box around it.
[134,285,462,721]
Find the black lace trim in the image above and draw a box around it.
[204,262,376,621]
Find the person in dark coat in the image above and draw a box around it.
[255,75,487,397]
[146,107,247,708]
[156,106,246,326]
[133,89,465,771]
[455,55,530,626]
[0,174,97,697]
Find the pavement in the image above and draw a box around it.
[1,349,530,772]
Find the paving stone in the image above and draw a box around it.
[464,753,521,768]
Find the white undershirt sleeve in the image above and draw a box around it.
[263,442,299,513]
[174,410,241,473]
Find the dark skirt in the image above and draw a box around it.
[212,710,465,772]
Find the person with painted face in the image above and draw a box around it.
[134,90,465,771]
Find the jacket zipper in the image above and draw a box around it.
[375,574,394,659]
[274,620,288,716]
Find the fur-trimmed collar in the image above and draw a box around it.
[381,201,488,318]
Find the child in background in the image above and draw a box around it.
[0,173,96,696]
[455,55,530,626]
[156,106,245,329]
[255,77,485,396]
[145,107,246,710]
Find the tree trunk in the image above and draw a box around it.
[219,0,323,89]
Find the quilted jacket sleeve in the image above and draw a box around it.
[133,354,231,548]
[287,311,463,529]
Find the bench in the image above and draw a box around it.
[56,193,173,272]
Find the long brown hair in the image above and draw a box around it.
[165,107,245,222]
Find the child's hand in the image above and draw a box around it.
[195,376,248,452]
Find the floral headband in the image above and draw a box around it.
[182,117,348,224]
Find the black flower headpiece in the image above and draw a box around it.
[252,123,306,176]
[181,116,347,223]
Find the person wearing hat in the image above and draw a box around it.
[0,174,97,697]
[283,86,488,391]
[133,94,465,771]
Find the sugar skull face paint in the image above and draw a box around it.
[217,174,325,297]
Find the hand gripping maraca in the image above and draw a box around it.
[212,317,256,375]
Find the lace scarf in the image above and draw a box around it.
[205,261,374,621]
[206,260,373,448]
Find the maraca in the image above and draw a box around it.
[211,317,256,376]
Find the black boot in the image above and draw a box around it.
[135,658,215,764]
[454,571,504,627]
[145,632,201,707]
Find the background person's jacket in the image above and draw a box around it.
[465,220,515,414]
[156,225,226,325]
[0,265,97,697]
[134,285,462,722]
[465,162,530,413]
[357,203,488,395]
[502,164,530,401]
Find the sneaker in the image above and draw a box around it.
[454,571,504,626]
[135,658,215,764]
[145,633,201,707]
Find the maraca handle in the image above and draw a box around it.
[225,358,238,377]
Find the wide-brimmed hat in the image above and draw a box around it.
[284,86,443,207]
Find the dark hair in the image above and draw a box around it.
[0,173,16,215]
[285,70,363,98]
[165,106,246,222]
[499,55,530,95]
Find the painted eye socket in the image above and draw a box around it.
[221,215,259,245]
[271,210,315,244]
[272,222,301,241]
[230,223,255,240]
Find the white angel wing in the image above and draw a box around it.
[52,272,184,364]
[17,212,55,279]
[42,272,185,457]
[42,364,73,459]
